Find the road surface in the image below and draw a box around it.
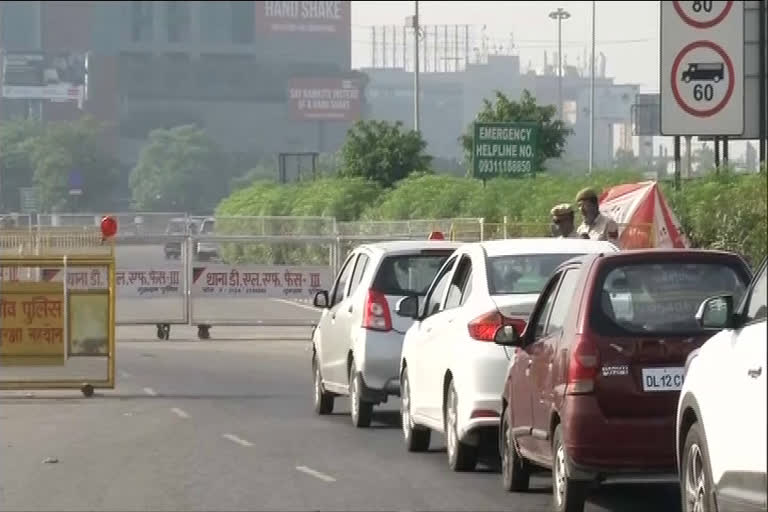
[0,333,682,512]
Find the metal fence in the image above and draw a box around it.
[1,214,656,334]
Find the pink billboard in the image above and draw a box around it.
[288,77,362,121]
[256,1,351,36]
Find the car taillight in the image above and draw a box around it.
[362,289,392,332]
[567,335,600,395]
[467,310,526,342]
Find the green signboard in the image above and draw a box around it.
[19,187,39,213]
[472,122,539,179]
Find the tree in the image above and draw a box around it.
[461,89,572,173]
[24,117,119,212]
[338,120,432,188]
[0,119,45,210]
[130,125,232,212]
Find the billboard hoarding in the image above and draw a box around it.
[256,1,351,36]
[1,51,87,105]
[288,77,362,121]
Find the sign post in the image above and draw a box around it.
[661,1,745,136]
[471,122,539,180]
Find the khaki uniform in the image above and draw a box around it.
[559,231,582,239]
[577,213,619,242]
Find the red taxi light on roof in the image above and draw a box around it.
[428,231,445,240]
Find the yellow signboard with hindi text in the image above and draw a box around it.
[0,282,65,366]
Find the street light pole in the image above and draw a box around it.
[549,8,571,123]
[589,1,595,175]
[413,0,421,133]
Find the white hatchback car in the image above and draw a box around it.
[396,238,618,471]
[311,240,460,427]
[676,258,766,512]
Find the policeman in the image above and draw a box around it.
[550,203,580,238]
[575,188,619,243]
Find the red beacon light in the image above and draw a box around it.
[428,231,445,240]
[100,215,118,241]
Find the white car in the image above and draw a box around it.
[311,240,461,427]
[396,238,619,471]
[676,258,766,512]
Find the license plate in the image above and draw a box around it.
[641,367,685,392]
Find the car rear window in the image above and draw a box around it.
[595,261,749,334]
[373,252,452,296]
[167,221,185,234]
[487,253,583,295]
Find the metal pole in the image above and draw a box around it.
[413,0,421,132]
[723,136,729,168]
[674,136,681,191]
[714,136,721,171]
[759,0,766,168]
[557,16,563,121]
[589,0,595,175]
[685,135,693,178]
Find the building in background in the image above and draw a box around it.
[0,0,361,194]
[361,24,639,171]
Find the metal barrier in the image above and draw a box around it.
[0,230,116,396]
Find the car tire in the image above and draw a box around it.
[349,361,373,428]
[401,368,431,452]
[501,407,530,492]
[680,422,717,512]
[445,381,478,472]
[312,355,334,415]
[552,424,589,512]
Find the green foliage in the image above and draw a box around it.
[215,177,381,264]
[12,117,119,212]
[664,172,767,267]
[338,120,432,187]
[0,119,45,210]
[129,125,231,212]
[461,90,572,173]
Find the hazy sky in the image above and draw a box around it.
[351,1,660,91]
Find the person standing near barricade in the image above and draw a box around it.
[550,203,581,238]
[575,188,620,244]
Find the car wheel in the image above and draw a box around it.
[401,368,430,452]
[445,381,477,472]
[312,356,334,415]
[681,422,717,512]
[349,361,373,428]
[552,424,589,512]
[501,408,530,492]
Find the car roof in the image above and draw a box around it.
[357,240,462,256]
[473,238,619,258]
[554,248,751,274]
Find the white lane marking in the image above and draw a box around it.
[170,408,189,419]
[143,387,157,396]
[274,299,319,313]
[119,370,133,378]
[296,466,336,483]
[222,434,253,447]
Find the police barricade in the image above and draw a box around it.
[113,235,188,337]
[188,234,336,332]
[0,230,116,396]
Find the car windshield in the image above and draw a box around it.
[597,262,748,334]
[487,253,582,294]
[373,253,452,296]
[167,221,186,234]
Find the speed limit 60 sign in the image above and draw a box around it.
[660,0,744,135]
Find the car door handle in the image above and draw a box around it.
[348,305,354,313]
[748,366,762,379]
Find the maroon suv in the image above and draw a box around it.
[494,249,752,512]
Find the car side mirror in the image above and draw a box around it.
[494,324,522,347]
[313,291,329,309]
[695,295,734,329]
[395,295,419,319]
